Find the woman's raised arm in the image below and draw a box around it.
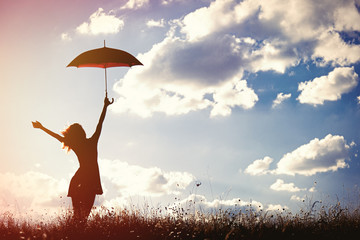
[32,121,64,143]
[91,97,114,141]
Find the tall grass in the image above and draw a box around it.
[1,199,359,240]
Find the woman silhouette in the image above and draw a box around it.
[32,97,113,222]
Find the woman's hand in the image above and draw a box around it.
[32,121,43,129]
[104,97,114,107]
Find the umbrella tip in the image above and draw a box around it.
[104,40,106,47]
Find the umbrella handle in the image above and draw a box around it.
[105,68,108,97]
[104,68,114,104]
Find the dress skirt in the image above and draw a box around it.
[67,167,103,197]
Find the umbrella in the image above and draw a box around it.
[67,41,143,96]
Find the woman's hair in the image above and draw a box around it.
[61,123,86,151]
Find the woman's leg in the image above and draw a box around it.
[81,193,96,220]
[71,193,96,223]
[72,196,82,222]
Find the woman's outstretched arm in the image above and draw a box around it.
[91,97,114,141]
[32,121,64,142]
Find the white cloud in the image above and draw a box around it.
[0,160,196,217]
[61,32,72,41]
[175,194,289,214]
[357,96,360,104]
[109,0,360,118]
[101,196,129,210]
[0,171,68,217]
[276,134,351,176]
[272,93,291,108]
[181,0,360,68]
[112,34,258,118]
[266,204,289,212]
[244,156,273,176]
[174,194,264,214]
[333,1,360,32]
[247,40,300,73]
[259,0,332,43]
[210,78,258,117]
[147,19,166,28]
[290,195,304,202]
[180,0,331,47]
[246,134,352,176]
[180,0,259,42]
[100,159,195,197]
[298,67,359,106]
[313,31,360,66]
[162,0,183,5]
[178,0,360,69]
[76,8,124,35]
[121,0,149,9]
[270,179,305,192]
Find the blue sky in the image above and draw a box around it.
[0,0,359,217]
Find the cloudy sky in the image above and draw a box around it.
[1,0,360,218]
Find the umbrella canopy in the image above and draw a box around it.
[67,47,143,68]
[67,42,143,96]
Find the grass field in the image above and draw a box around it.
[1,199,359,240]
